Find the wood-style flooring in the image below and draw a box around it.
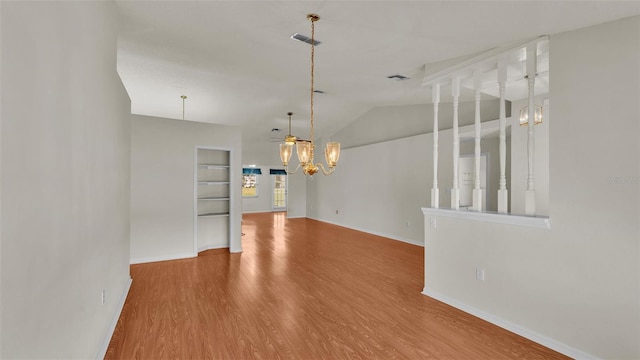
[105,212,568,359]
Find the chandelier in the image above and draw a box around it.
[279,14,340,177]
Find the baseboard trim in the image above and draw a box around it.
[421,288,599,360]
[96,277,132,360]
[197,244,229,253]
[312,217,424,247]
[130,252,197,265]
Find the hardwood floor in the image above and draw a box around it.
[105,212,568,359]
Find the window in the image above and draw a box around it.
[242,167,262,197]
[242,174,258,197]
[271,172,286,210]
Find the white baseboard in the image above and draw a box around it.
[311,217,424,247]
[421,288,599,360]
[96,277,132,360]
[197,244,229,252]
[130,252,196,265]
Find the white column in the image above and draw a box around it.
[497,60,508,213]
[431,83,440,208]
[451,77,460,210]
[472,70,484,211]
[525,44,537,215]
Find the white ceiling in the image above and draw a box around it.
[115,1,640,157]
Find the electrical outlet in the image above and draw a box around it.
[101,289,106,305]
[406,221,410,228]
[475,268,485,281]
[335,209,339,215]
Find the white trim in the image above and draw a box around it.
[423,36,548,86]
[229,149,241,253]
[242,210,273,214]
[194,146,198,255]
[311,217,424,247]
[197,244,229,252]
[421,288,599,360]
[130,252,197,265]
[95,277,132,360]
[421,207,550,229]
[195,146,236,255]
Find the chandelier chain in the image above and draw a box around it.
[278,14,339,177]
[310,17,315,143]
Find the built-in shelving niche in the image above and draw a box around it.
[196,148,230,252]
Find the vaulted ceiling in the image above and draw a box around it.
[115,1,640,161]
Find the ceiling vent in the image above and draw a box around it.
[291,33,322,46]
[387,74,410,81]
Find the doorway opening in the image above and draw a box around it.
[272,174,286,211]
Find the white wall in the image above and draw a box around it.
[424,16,639,359]
[130,115,242,263]
[1,2,131,358]
[307,132,431,246]
[286,169,307,218]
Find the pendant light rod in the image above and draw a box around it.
[309,13,318,144]
[181,95,187,121]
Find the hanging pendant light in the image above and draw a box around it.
[279,14,341,177]
[519,105,543,126]
[280,112,298,166]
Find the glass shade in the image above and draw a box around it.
[279,143,293,166]
[324,142,340,167]
[296,141,311,164]
[519,105,543,126]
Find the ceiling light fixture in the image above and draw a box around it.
[280,14,340,177]
[519,105,543,126]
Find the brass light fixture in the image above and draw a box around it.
[284,112,297,145]
[519,105,543,126]
[279,14,340,177]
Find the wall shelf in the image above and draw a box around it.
[196,149,231,250]
[198,212,230,217]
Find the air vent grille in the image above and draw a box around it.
[291,33,322,46]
